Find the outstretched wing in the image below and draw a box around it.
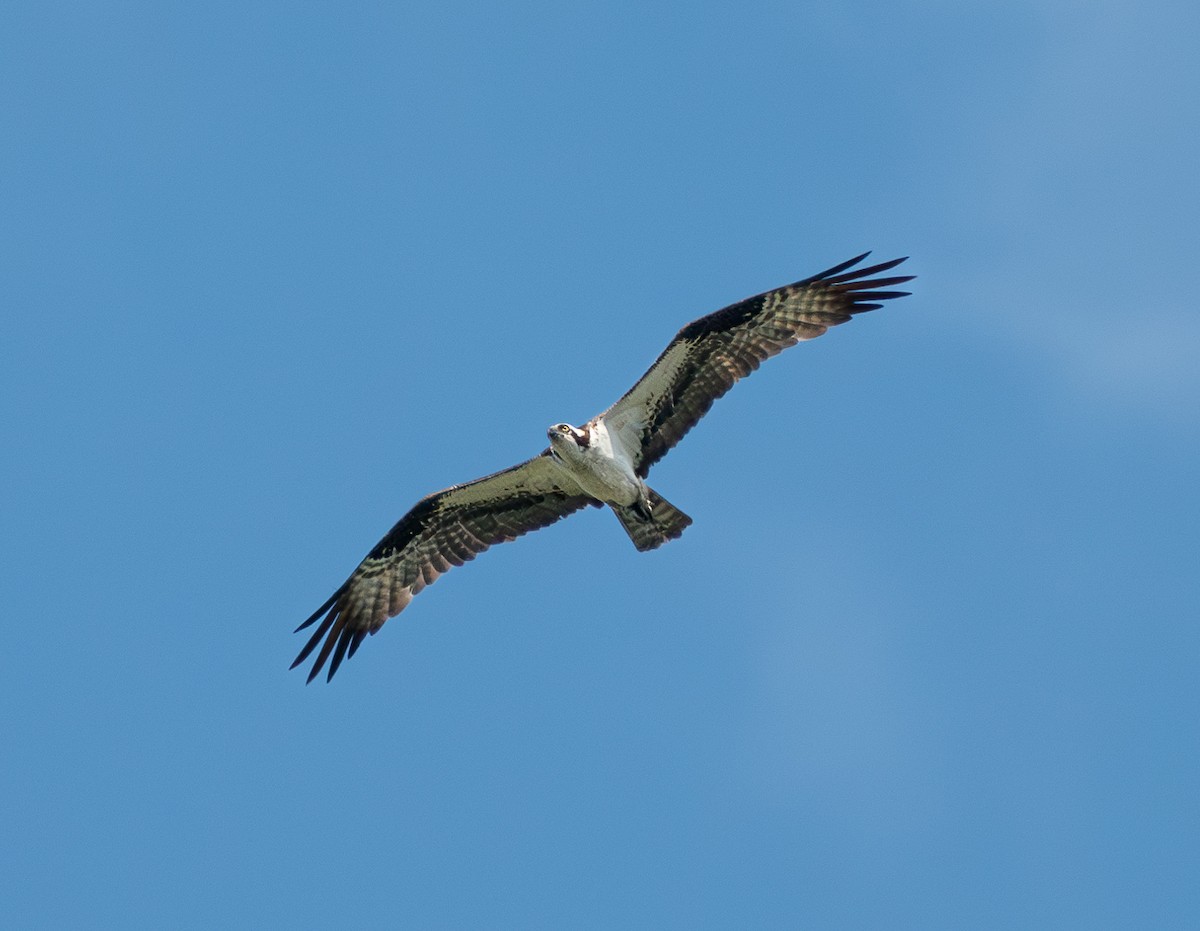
[292,451,593,683]
[602,253,913,477]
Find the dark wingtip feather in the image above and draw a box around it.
[820,255,914,315]
[838,274,915,290]
[305,630,339,684]
[808,251,872,283]
[295,588,341,633]
[326,626,356,682]
[868,255,909,272]
[848,290,913,302]
[823,255,911,284]
[855,255,909,276]
[291,615,332,668]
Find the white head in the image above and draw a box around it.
[547,422,591,459]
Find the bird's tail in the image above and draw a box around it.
[612,488,693,552]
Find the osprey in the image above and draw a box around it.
[293,252,913,682]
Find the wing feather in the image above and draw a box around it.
[602,253,913,476]
[291,451,592,682]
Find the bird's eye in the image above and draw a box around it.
[559,425,570,433]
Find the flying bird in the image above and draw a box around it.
[292,252,913,682]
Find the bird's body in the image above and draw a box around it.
[548,421,640,508]
[548,421,645,511]
[547,417,693,551]
[292,252,913,681]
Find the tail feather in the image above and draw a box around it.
[612,489,692,552]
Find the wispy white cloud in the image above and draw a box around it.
[1043,309,1200,413]
[926,2,1200,417]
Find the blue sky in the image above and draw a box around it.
[3,1,1198,927]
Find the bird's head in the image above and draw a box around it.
[548,422,590,452]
